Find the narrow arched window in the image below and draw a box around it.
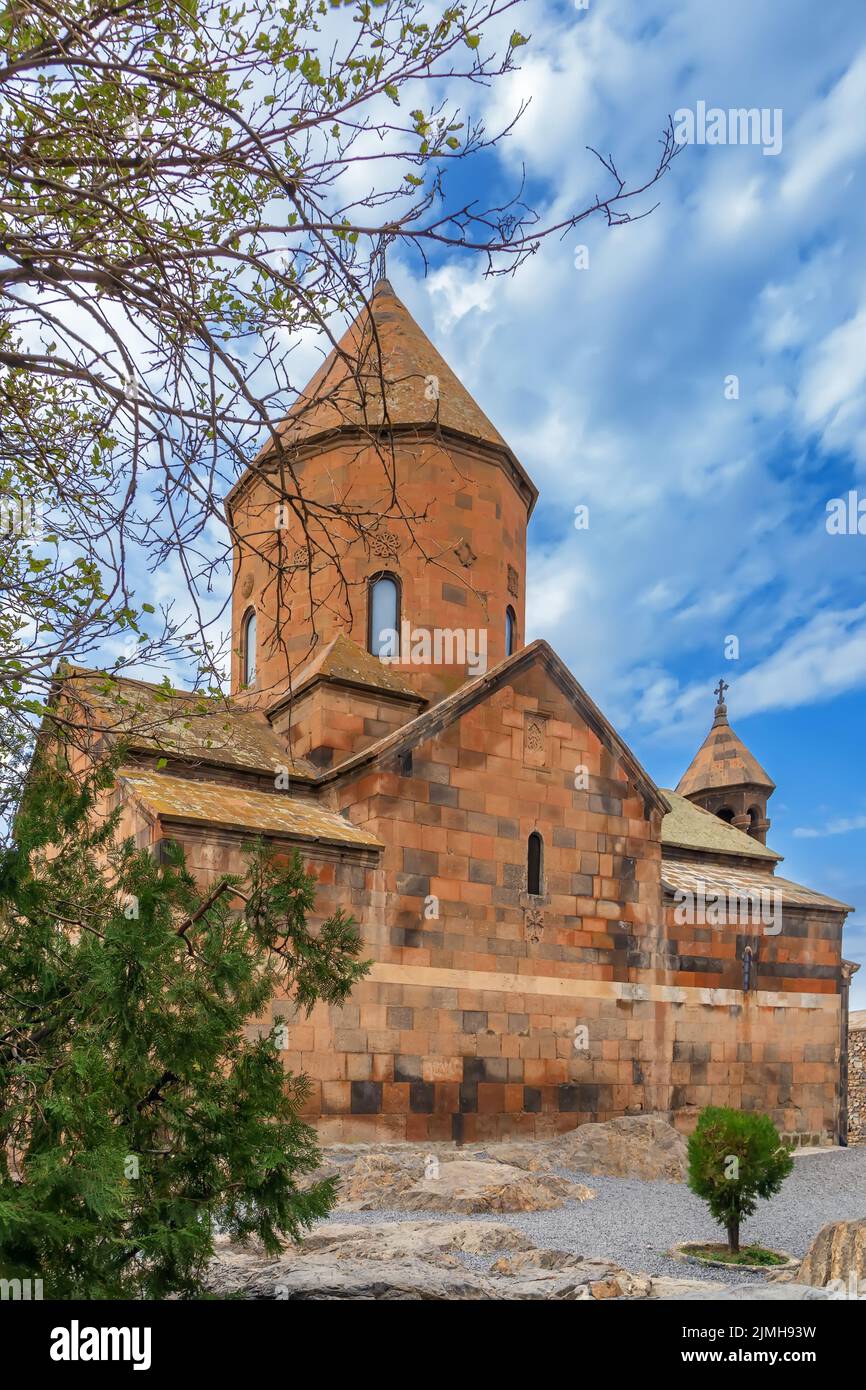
[368,573,400,658]
[505,606,516,657]
[527,831,543,896]
[241,608,257,686]
[717,807,734,824]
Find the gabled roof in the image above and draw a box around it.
[118,768,381,850]
[661,789,782,862]
[677,695,775,799]
[318,639,670,816]
[55,665,317,781]
[662,856,852,913]
[227,278,537,515]
[268,631,424,718]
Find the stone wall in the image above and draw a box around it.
[110,658,846,1147]
[849,1024,866,1144]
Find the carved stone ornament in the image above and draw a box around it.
[241,574,254,599]
[524,908,545,944]
[369,530,401,560]
[507,564,519,598]
[525,715,546,752]
[454,538,477,568]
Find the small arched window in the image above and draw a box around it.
[527,831,543,896]
[368,573,400,658]
[717,807,734,824]
[505,606,516,657]
[241,608,257,687]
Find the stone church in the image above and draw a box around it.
[59,278,858,1146]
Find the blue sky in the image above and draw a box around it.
[383,0,866,1003]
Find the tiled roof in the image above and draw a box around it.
[280,631,423,707]
[240,280,536,504]
[677,701,775,797]
[662,856,852,913]
[58,665,317,780]
[118,768,382,849]
[661,789,782,861]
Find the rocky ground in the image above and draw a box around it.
[206,1116,866,1300]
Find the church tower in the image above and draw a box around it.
[676,679,775,844]
[225,278,537,713]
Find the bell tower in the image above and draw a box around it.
[676,680,775,844]
[225,278,537,709]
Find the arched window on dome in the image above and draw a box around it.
[241,608,257,687]
[505,605,516,657]
[527,831,543,896]
[368,573,400,659]
[717,807,734,824]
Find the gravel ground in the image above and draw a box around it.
[324,1146,866,1286]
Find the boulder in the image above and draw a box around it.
[396,1159,594,1214]
[547,1114,688,1181]
[337,1153,594,1213]
[300,1220,535,1264]
[797,1217,866,1290]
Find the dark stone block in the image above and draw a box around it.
[483,1058,508,1084]
[409,1081,435,1114]
[553,827,576,849]
[523,1087,542,1113]
[558,1084,581,1112]
[497,818,520,839]
[396,873,429,897]
[429,782,459,807]
[395,1055,422,1082]
[462,1010,488,1033]
[350,1082,382,1115]
[463,1057,485,1083]
[469,858,496,885]
[387,1006,414,1030]
[403,848,439,876]
[459,1082,478,1113]
[442,583,466,605]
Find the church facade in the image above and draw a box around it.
[60,279,857,1146]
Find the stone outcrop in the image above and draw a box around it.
[499,1114,689,1181]
[206,1221,841,1301]
[327,1151,594,1214]
[312,1114,688,1214]
[797,1218,866,1289]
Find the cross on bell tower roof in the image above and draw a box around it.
[676,680,775,799]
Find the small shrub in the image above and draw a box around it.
[686,1106,793,1253]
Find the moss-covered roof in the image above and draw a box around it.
[283,631,424,706]
[118,768,382,849]
[662,856,852,912]
[660,788,782,861]
[58,665,317,780]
